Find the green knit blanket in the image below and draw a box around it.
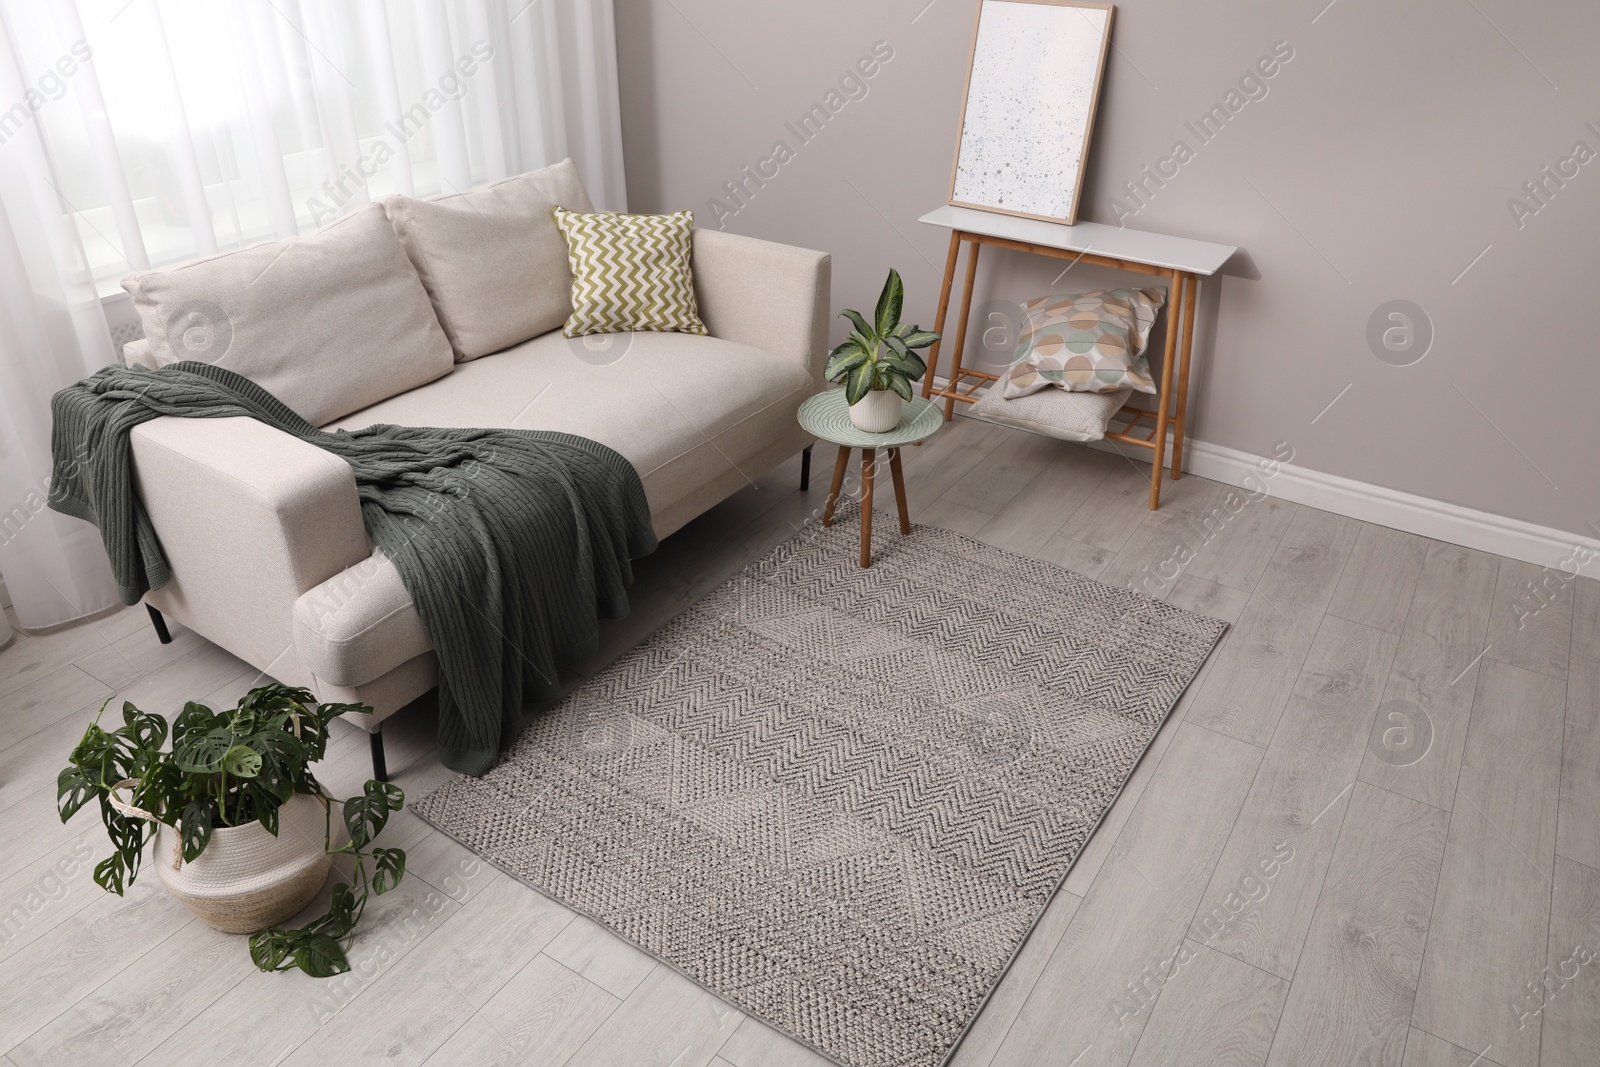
[48,362,657,775]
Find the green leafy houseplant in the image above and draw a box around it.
[57,683,406,977]
[825,269,941,404]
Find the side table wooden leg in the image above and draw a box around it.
[822,444,851,527]
[888,447,911,534]
[860,448,875,568]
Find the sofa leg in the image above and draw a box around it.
[369,728,388,783]
[146,604,172,645]
[800,445,812,492]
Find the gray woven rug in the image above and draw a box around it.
[414,505,1226,1067]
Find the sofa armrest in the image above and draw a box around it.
[693,229,831,382]
[130,416,370,680]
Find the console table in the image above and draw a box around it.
[917,205,1236,509]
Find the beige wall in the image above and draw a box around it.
[615,0,1598,541]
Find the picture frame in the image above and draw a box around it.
[948,0,1116,225]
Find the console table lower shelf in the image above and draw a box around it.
[917,206,1236,510]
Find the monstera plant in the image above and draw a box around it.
[825,269,940,431]
[57,683,406,977]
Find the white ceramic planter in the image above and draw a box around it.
[848,389,903,433]
[155,792,332,934]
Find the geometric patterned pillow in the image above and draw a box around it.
[552,207,708,338]
[1001,287,1166,397]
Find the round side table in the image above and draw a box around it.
[797,391,945,568]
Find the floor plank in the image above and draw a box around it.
[543,914,659,1001]
[142,874,462,1067]
[1189,615,1398,979]
[74,622,211,692]
[0,873,194,1052]
[1357,540,1500,812]
[1557,578,1600,868]
[563,965,742,1067]
[948,890,1082,1067]
[282,874,572,1066]
[1412,660,1567,1067]
[0,831,109,967]
[1483,559,1573,678]
[1125,940,1288,1067]
[988,723,1262,1066]
[1265,783,1449,1067]
[1326,524,1429,635]
[1053,458,1158,554]
[1035,531,1115,579]
[975,446,1112,558]
[1186,508,1361,747]
[4,1009,128,1067]
[1164,574,1254,626]
[424,954,618,1067]
[1401,1027,1507,1067]
[51,915,257,1063]
[0,710,107,818]
[1179,490,1298,594]
[893,417,1008,517]
[916,497,993,537]
[941,428,1069,516]
[1093,476,1234,595]
[1061,650,1219,899]
[717,1015,836,1067]
[0,790,93,886]
[1535,856,1600,1066]
[0,665,111,761]
[107,641,255,722]
[0,622,115,700]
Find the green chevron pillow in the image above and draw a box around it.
[552,207,708,338]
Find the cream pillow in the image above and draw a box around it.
[121,337,156,369]
[383,159,594,360]
[974,373,1132,443]
[552,207,707,337]
[120,203,453,426]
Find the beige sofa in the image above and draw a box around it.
[118,161,829,776]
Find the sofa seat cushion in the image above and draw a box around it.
[297,329,813,687]
[325,329,811,512]
[120,203,455,426]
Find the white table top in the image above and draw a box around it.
[919,205,1237,276]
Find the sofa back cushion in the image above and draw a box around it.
[382,159,594,361]
[120,203,454,426]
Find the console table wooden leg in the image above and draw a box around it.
[944,239,981,422]
[859,448,876,568]
[888,447,910,534]
[923,231,962,399]
[1148,267,1183,510]
[822,444,851,527]
[1172,273,1198,481]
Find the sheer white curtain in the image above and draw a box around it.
[0,0,626,630]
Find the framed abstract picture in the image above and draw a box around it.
[949,0,1115,225]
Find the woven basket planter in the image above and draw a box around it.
[155,793,332,934]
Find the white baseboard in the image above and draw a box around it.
[934,375,1599,577]
[1091,432,1600,580]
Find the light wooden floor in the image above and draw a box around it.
[1,414,1595,1067]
